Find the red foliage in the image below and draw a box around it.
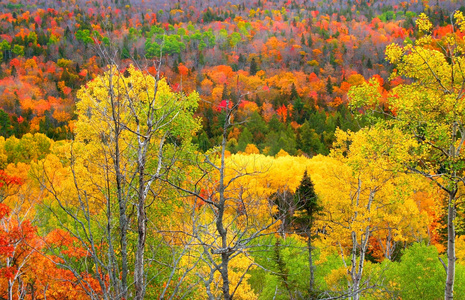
[216,100,233,112]
[0,170,23,189]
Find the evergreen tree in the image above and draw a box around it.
[326,77,333,95]
[290,83,298,100]
[367,58,373,69]
[0,109,12,137]
[308,34,313,47]
[250,57,258,76]
[61,67,71,85]
[238,53,246,68]
[294,171,323,296]
[237,127,253,152]
[198,131,211,152]
[11,65,17,77]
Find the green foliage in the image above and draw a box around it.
[198,131,211,152]
[145,34,186,57]
[250,237,346,299]
[75,29,93,45]
[245,112,268,147]
[0,110,12,138]
[385,243,446,299]
[12,44,24,57]
[250,57,258,76]
[298,121,327,156]
[293,171,322,235]
[3,133,52,164]
[237,127,253,152]
[265,125,296,155]
[0,40,9,52]
[251,237,311,299]
[378,11,396,22]
[229,32,242,48]
[326,77,333,95]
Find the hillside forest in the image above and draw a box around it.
[1,0,465,299]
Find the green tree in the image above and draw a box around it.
[250,57,258,76]
[0,110,12,138]
[12,45,24,57]
[298,121,327,156]
[326,77,333,95]
[237,127,253,151]
[386,243,444,299]
[75,29,93,46]
[293,170,323,295]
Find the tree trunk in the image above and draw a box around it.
[218,121,231,300]
[135,142,148,300]
[134,203,147,300]
[445,191,456,300]
[350,230,359,300]
[109,69,128,299]
[445,122,457,300]
[308,232,315,296]
[8,279,13,300]
[220,252,231,300]
[114,134,128,299]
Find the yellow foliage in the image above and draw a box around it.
[275,149,289,157]
[416,13,432,32]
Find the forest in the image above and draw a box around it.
[1,0,465,299]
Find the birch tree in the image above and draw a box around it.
[37,64,201,299]
[349,12,465,299]
[317,128,426,300]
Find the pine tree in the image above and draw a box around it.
[326,77,333,95]
[307,34,313,47]
[294,170,322,296]
[290,83,298,100]
[250,57,258,76]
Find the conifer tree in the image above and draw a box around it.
[294,170,322,295]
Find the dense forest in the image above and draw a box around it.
[1,0,465,299]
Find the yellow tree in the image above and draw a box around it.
[315,127,427,300]
[37,64,201,300]
[349,13,465,299]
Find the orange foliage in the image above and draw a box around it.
[178,63,189,76]
[245,144,260,154]
[262,102,275,122]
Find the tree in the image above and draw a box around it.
[250,57,258,76]
[167,94,280,300]
[271,170,323,297]
[0,110,12,138]
[294,170,322,296]
[326,76,333,95]
[315,128,424,300]
[0,203,38,300]
[349,12,465,299]
[386,243,446,299]
[37,64,201,300]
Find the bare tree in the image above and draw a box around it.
[165,94,279,299]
